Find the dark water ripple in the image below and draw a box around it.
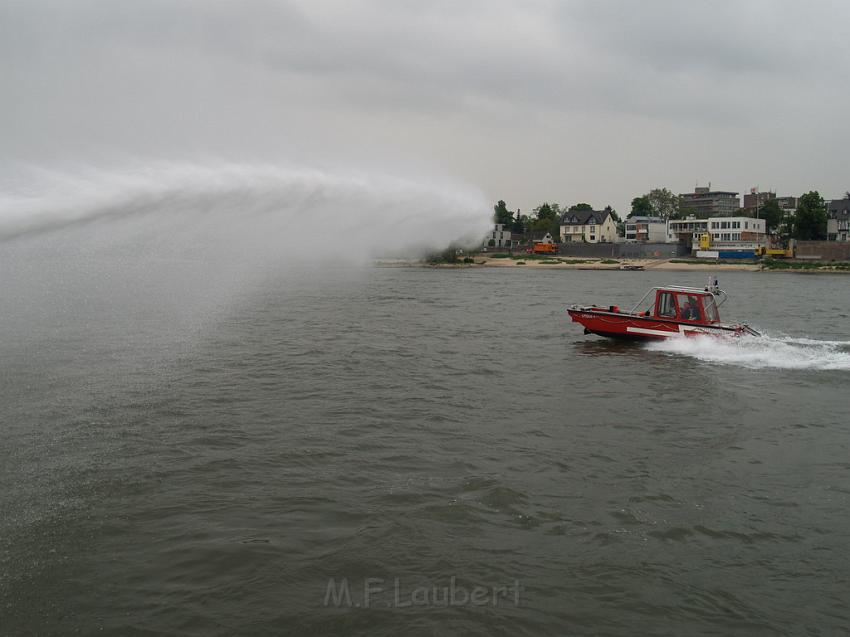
[2,267,849,635]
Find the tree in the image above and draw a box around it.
[493,200,512,225]
[647,187,680,220]
[534,202,557,221]
[604,205,620,223]
[532,202,560,240]
[793,191,827,240]
[629,196,652,217]
[568,203,593,212]
[512,211,528,234]
[758,199,783,234]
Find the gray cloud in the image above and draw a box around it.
[2,0,849,215]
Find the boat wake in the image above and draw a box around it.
[645,334,850,371]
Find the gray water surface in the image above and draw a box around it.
[2,266,849,635]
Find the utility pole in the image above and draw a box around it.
[751,186,765,252]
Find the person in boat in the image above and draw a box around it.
[681,297,699,320]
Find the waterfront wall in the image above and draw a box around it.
[795,241,850,261]
[557,242,689,259]
[556,242,619,258]
[617,242,689,259]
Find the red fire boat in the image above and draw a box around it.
[567,281,760,340]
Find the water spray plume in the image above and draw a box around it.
[0,161,492,343]
[0,161,491,258]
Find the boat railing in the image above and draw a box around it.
[628,288,656,314]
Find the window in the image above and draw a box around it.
[711,222,718,229]
[657,292,677,318]
[590,235,596,241]
[703,295,719,322]
[732,221,740,229]
[676,294,702,321]
[745,221,749,229]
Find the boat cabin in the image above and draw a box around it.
[567,281,756,339]
[640,286,721,324]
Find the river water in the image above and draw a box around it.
[2,264,849,635]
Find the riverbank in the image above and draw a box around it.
[376,256,760,271]
[477,256,762,271]
[377,256,850,273]
[376,255,850,272]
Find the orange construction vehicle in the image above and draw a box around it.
[532,242,557,255]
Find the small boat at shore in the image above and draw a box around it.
[577,263,647,271]
[567,280,760,340]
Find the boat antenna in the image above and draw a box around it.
[705,274,727,306]
[706,274,720,295]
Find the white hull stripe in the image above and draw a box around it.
[626,326,683,337]
[626,324,719,338]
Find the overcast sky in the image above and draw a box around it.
[2,0,849,216]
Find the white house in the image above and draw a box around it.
[828,213,850,242]
[625,216,667,242]
[485,224,517,248]
[667,216,709,244]
[707,216,766,243]
[668,215,767,250]
[559,210,617,243]
[827,198,850,242]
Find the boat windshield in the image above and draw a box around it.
[634,297,654,315]
[702,295,719,322]
[676,293,702,321]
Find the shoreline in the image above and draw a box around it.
[375,257,850,273]
[470,257,761,271]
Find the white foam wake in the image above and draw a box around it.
[645,334,850,371]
